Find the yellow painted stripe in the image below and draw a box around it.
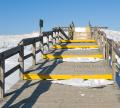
[43,54,103,59]
[60,40,96,43]
[52,45,99,49]
[23,74,112,80]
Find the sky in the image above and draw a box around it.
[0,0,120,35]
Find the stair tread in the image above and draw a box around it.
[45,49,102,56]
[26,60,111,75]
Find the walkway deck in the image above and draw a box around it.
[1,80,120,108]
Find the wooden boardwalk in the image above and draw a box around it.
[0,29,120,108]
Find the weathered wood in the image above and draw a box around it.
[0,26,71,100]
[106,39,110,64]
[59,27,69,40]
[102,36,106,59]
[32,42,36,66]
[1,46,21,59]
[5,65,20,78]
[36,49,41,54]
[19,44,24,75]
[48,35,54,46]
[47,36,50,50]
[24,53,32,60]
[35,37,41,42]
[39,38,44,54]
[114,48,120,58]
[53,32,57,45]
[0,55,5,99]
[60,27,69,32]
[43,31,53,36]
[112,41,117,80]
[21,37,41,46]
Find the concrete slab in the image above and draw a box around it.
[1,80,120,108]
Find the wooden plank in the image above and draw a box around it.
[114,47,120,58]
[32,42,36,66]
[36,49,41,54]
[43,31,53,36]
[19,45,24,74]
[2,46,21,59]
[0,58,5,99]
[22,37,42,46]
[5,65,20,78]
[59,28,69,40]
[22,74,113,80]
[24,53,33,60]
[23,38,34,46]
[112,41,117,81]
[106,39,110,64]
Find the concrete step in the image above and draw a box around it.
[23,60,112,80]
[52,45,99,49]
[43,54,103,59]
[44,48,103,59]
[60,39,96,43]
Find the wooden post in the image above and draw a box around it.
[52,32,55,45]
[100,35,103,52]
[97,33,101,51]
[19,44,24,78]
[0,54,5,99]
[112,41,116,80]
[32,40,36,66]
[39,19,43,36]
[102,36,106,59]
[106,39,110,64]
[55,32,58,44]
[40,36,44,54]
[58,31,60,43]
[96,30,98,40]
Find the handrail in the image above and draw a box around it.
[0,26,74,99]
[92,27,120,85]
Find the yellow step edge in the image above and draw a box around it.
[22,74,113,80]
[60,40,96,43]
[52,45,99,49]
[43,54,104,59]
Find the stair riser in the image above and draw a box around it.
[53,45,99,49]
[43,54,104,59]
[60,40,96,43]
